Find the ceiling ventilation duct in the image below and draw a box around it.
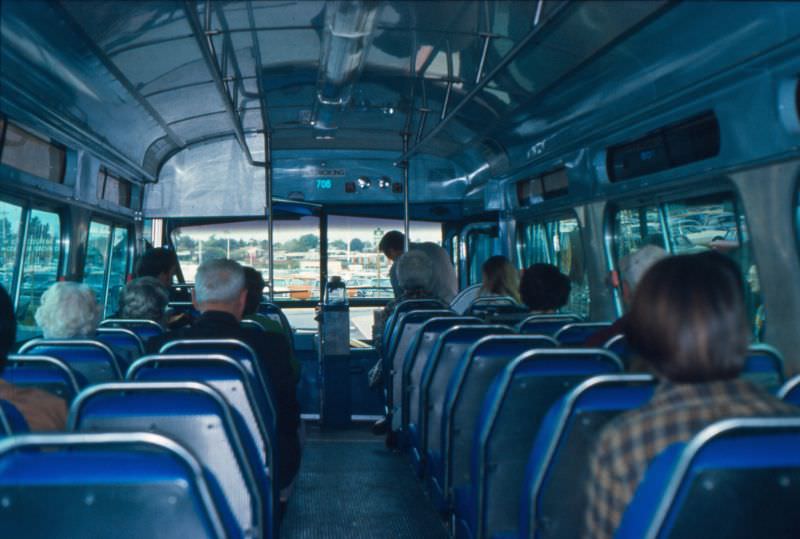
[311,0,381,138]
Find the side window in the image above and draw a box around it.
[516,217,589,318]
[105,227,130,316]
[0,200,23,292]
[465,226,500,286]
[614,192,761,336]
[84,221,112,301]
[17,209,61,339]
[550,218,589,318]
[613,206,665,263]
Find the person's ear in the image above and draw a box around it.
[191,289,199,310]
[236,289,247,319]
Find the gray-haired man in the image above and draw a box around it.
[146,259,301,497]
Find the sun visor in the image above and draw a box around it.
[144,138,266,218]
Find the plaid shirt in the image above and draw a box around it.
[582,379,799,539]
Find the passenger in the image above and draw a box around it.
[582,252,799,539]
[118,276,170,326]
[370,250,437,437]
[479,255,521,303]
[145,259,301,495]
[453,255,521,314]
[0,285,67,431]
[242,266,300,383]
[584,245,667,347]
[133,247,178,289]
[133,247,192,327]
[34,281,102,339]
[518,263,571,313]
[379,230,458,304]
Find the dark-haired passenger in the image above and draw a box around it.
[242,266,300,383]
[519,263,571,313]
[0,285,67,431]
[134,247,178,288]
[582,252,798,539]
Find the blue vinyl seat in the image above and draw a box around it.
[69,382,272,539]
[616,417,800,539]
[0,432,236,538]
[519,375,657,539]
[4,354,84,402]
[0,400,28,436]
[257,302,294,346]
[159,339,277,431]
[100,318,164,342]
[517,314,582,336]
[434,334,559,511]
[554,322,612,346]
[415,325,515,481]
[381,299,448,357]
[241,319,267,333]
[95,327,145,369]
[778,374,800,406]
[454,349,623,539]
[127,354,275,470]
[400,316,481,437]
[604,334,630,367]
[385,309,453,430]
[741,343,785,391]
[18,339,123,384]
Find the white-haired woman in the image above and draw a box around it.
[34,282,102,339]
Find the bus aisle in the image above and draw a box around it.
[282,424,448,539]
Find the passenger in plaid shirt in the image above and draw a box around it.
[582,252,799,539]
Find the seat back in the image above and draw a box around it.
[469,349,623,539]
[439,335,559,506]
[554,322,612,346]
[517,314,582,335]
[0,432,233,539]
[382,299,447,355]
[127,354,275,472]
[95,327,145,369]
[778,374,800,406]
[420,325,514,464]
[616,417,800,539]
[18,339,122,384]
[240,319,266,333]
[386,309,453,428]
[449,283,482,314]
[402,316,481,434]
[70,382,268,539]
[0,400,29,435]
[256,302,293,346]
[5,354,83,401]
[100,318,164,341]
[466,296,520,316]
[520,375,656,539]
[741,344,785,391]
[604,334,630,366]
[159,339,276,430]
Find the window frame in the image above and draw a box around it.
[84,218,133,315]
[605,184,758,318]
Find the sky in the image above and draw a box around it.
[173,216,442,245]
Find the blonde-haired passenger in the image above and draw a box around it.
[479,255,521,303]
[34,281,102,339]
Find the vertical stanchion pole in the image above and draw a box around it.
[265,129,274,300]
[402,132,410,250]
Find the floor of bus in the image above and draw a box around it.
[282,422,449,539]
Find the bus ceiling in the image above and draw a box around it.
[2,1,800,216]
